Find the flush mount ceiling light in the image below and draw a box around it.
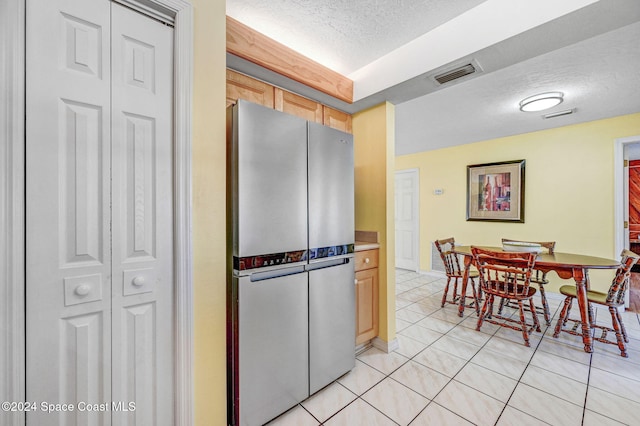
[519,92,564,112]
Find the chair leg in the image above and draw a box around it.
[564,298,573,326]
[538,284,551,326]
[615,308,629,343]
[441,276,452,307]
[497,297,506,315]
[529,298,541,332]
[610,307,628,357]
[553,296,572,338]
[517,300,530,347]
[470,278,480,315]
[452,277,459,303]
[476,294,491,331]
[487,293,496,319]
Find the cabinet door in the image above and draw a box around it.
[355,249,379,271]
[226,69,274,108]
[355,268,379,344]
[323,106,352,134]
[275,88,322,123]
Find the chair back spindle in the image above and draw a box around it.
[473,248,536,298]
[470,246,540,346]
[607,250,639,306]
[499,238,555,325]
[553,249,639,357]
[435,238,462,276]
[434,238,480,310]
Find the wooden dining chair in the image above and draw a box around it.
[498,238,556,325]
[472,247,541,347]
[553,249,640,357]
[434,238,480,313]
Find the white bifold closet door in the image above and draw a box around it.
[26,0,174,424]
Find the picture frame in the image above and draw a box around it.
[466,159,525,222]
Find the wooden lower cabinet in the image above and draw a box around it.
[355,249,379,345]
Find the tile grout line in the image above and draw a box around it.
[492,319,549,426]
[395,273,640,426]
[395,276,521,424]
[402,300,503,425]
[273,272,640,425]
[400,286,579,425]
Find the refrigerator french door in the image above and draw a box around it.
[229,100,309,426]
[228,100,355,426]
[308,122,355,394]
[234,269,309,426]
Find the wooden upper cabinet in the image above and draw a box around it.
[323,106,352,134]
[226,69,353,134]
[274,88,322,123]
[226,69,274,108]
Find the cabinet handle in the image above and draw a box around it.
[74,284,91,297]
[354,278,358,285]
[364,258,370,264]
[132,276,146,287]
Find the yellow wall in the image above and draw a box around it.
[192,0,227,424]
[353,102,396,343]
[396,113,640,293]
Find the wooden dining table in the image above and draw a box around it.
[453,246,621,353]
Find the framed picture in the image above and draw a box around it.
[466,159,525,222]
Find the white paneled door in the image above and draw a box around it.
[26,1,174,424]
[395,170,419,271]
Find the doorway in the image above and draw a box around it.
[1,0,193,424]
[615,136,640,313]
[626,146,640,312]
[26,1,174,423]
[395,169,419,271]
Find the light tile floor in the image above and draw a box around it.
[267,269,640,426]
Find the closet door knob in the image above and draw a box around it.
[132,276,146,287]
[75,284,91,297]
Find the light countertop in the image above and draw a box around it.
[355,241,380,251]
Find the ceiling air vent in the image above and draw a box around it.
[434,64,476,85]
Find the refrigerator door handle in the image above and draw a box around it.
[249,265,306,282]
[305,257,351,271]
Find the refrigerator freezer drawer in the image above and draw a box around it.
[236,271,309,425]
[308,258,356,395]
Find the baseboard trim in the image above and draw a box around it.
[355,342,373,356]
[372,337,399,353]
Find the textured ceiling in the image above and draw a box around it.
[227,0,640,154]
[395,21,640,155]
[226,0,488,75]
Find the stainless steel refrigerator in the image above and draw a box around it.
[227,100,355,426]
